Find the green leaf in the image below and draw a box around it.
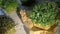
[29,2,58,27]
[3,0,18,14]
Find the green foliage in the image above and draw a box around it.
[0,0,2,7]
[0,16,16,34]
[29,2,58,27]
[2,0,18,13]
[56,13,60,26]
